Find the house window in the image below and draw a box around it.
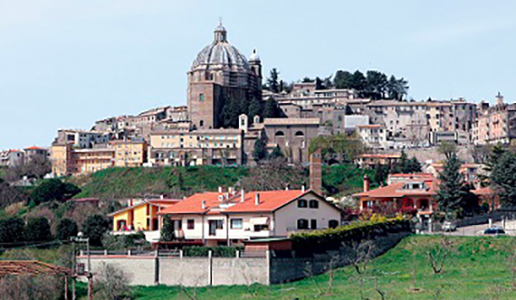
[298,200,307,208]
[309,200,319,209]
[254,224,269,231]
[230,218,243,229]
[215,220,223,229]
[310,219,317,229]
[328,220,339,228]
[187,219,195,230]
[199,93,204,102]
[297,219,309,230]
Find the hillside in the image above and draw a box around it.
[121,235,516,300]
[72,165,374,200]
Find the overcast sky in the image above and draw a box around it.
[1,0,516,149]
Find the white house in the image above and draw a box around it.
[157,189,342,246]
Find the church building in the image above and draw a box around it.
[187,22,262,130]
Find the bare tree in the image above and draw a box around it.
[427,237,455,274]
[93,263,131,300]
[241,158,306,191]
[349,240,375,275]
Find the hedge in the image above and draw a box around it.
[183,246,243,257]
[290,218,411,254]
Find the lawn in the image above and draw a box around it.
[121,235,516,300]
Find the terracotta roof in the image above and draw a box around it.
[157,190,333,215]
[157,192,223,215]
[357,154,401,159]
[223,190,309,213]
[263,118,320,125]
[472,187,494,196]
[390,173,434,178]
[354,179,438,198]
[109,199,181,217]
[25,146,45,150]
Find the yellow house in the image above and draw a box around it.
[111,140,148,167]
[109,199,180,232]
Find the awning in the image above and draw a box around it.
[250,217,269,225]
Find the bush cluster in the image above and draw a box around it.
[290,219,411,254]
[183,246,243,257]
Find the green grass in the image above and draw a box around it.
[121,235,516,300]
[72,164,372,200]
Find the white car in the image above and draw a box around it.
[443,221,457,232]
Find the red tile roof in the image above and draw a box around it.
[224,190,308,213]
[357,154,401,159]
[25,146,45,150]
[472,187,494,196]
[157,190,326,215]
[354,179,438,199]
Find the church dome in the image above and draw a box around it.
[191,23,249,71]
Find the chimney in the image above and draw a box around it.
[160,195,164,200]
[302,185,305,193]
[363,175,370,192]
[201,201,206,210]
[285,184,289,191]
[241,189,245,203]
[255,193,260,206]
[218,186,223,193]
[309,148,322,195]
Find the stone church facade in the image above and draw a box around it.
[187,23,262,130]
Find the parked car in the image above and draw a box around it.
[484,227,506,235]
[443,221,457,232]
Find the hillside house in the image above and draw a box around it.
[156,189,342,246]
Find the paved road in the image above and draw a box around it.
[440,220,516,236]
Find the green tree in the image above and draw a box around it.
[267,68,280,93]
[409,157,422,173]
[0,217,25,243]
[373,164,389,186]
[30,178,80,205]
[387,75,409,100]
[309,133,366,163]
[248,97,262,120]
[490,151,516,206]
[253,137,268,162]
[438,141,457,160]
[56,218,78,241]
[270,145,284,159]
[333,70,353,89]
[350,70,367,91]
[160,217,175,242]
[263,97,280,118]
[220,95,241,128]
[366,70,388,99]
[436,154,466,218]
[25,217,52,242]
[83,214,110,246]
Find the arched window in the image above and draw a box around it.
[328,220,339,229]
[297,219,309,230]
[295,131,304,137]
[199,93,204,102]
[298,199,307,208]
[200,120,204,127]
[309,200,319,209]
[275,131,285,137]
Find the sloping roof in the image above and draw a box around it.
[223,190,309,213]
[354,179,438,199]
[472,186,494,196]
[108,199,181,217]
[157,192,222,215]
[25,146,45,150]
[357,154,401,159]
[357,124,384,128]
[263,118,320,125]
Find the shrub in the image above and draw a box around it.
[290,218,411,255]
[0,216,25,243]
[56,218,78,241]
[183,246,243,257]
[160,217,175,241]
[25,217,52,242]
[30,179,80,205]
[83,214,110,246]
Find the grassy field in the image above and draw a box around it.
[71,164,373,200]
[119,235,516,300]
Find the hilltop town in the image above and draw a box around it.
[3,20,516,300]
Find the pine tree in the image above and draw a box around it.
[270,145,284,159]
[490,151,516,206]
[436,153,466,219]
[263,98,279,118]
[409,157,422,173]
[248,97,262,120]
[267,68,280,93]
[253,137,268,162]
[160,217,175,241]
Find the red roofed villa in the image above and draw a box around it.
[157,188,342,247]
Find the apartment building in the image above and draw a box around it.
[267,82,358,108]
[50,140,147,176]
[54,129,111,149]
[473,93,516,145]
[357,124,388,149]
[149,128,244,166]
[156,189,342,246]
[354,153,401,168]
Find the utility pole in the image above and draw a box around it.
[73,234,92,300]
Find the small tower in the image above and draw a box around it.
[249,49,262,92]
[496,92,504,106]
[309,149,322,195]
[238,114,248,133]
[253,115,261,124]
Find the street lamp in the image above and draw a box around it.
[71,232,92,300]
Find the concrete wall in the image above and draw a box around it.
[79,232,410,287]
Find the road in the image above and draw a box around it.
[441,220,516,236]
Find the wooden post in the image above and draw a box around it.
[64,276,69,300]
